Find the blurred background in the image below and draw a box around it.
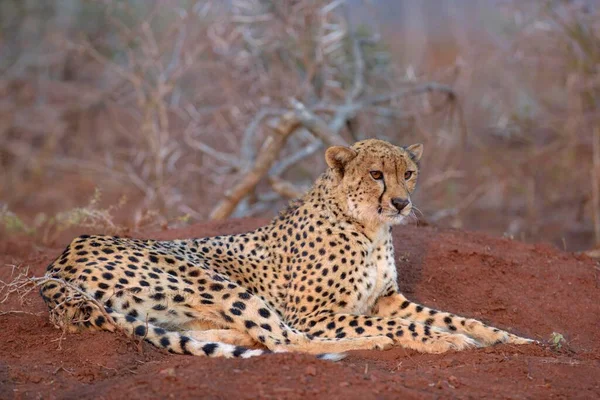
[0,0,598,252]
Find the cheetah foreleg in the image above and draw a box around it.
[372,293,535,346]
[302,312,478,354]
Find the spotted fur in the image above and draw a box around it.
[40,139,532,358]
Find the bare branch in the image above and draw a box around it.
[348,37,366,102]
[269,176,306,199]
[241,108,288,166]
[362,82,456,107]
[289,99,348,147]
[209,112,301,220]
[184,129,241,167]
[269,139,323,177]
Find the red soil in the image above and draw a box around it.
[1,219,599,399]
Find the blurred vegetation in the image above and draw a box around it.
[0,0,598,251]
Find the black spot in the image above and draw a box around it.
[160,337,171,347]
[151,293,165,301]
[134,325,147,336]
[220,312,234,323]
[230,308,242,316]
[179,336,192,355]
[202,343,218,356]
[210,283,224,291]
[244,320,257,329]
[173,294,185,303]
[94,316,106,326]
[233,346,248,357]
[400,301,410,309]
[258,308,271,318]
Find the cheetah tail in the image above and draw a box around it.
[104,308,268,358]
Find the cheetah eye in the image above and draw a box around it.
[404,171,414,180]
[370,171,383,180]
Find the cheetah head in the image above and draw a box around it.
[325,139,423,226]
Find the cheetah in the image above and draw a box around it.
[40,139,533,359]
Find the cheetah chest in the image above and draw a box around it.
[350,241,397,315]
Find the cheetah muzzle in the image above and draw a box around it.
[40,138,534,359]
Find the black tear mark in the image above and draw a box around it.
[377,161,387,213]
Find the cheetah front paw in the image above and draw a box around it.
[443,333,480,351]
[325,334,394,353]
[419,332,479,354]
[365,335,395,351]
[471,329,536,346]
[506,333,537,345]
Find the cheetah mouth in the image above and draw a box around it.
[381,209,408,220]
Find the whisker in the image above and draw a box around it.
[411,206,425,218]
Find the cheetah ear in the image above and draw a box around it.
[325,146,357,179]
[405,143,423,162]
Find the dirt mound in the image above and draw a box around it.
[1,219,599,399]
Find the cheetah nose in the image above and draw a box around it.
[391,198,410,212]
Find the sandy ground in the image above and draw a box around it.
[1,218,599,399]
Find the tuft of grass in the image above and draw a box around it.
[1,188,129,244]
[0,206,35,235]
[549,332,566,350]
